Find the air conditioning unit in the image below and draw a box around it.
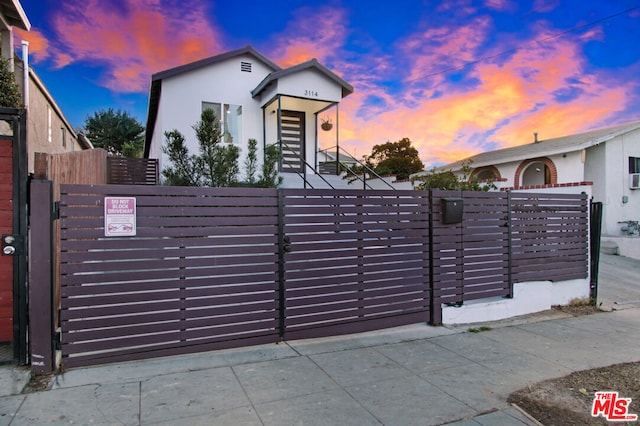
[630,173,640,190]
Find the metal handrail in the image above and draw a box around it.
[318,146,397,190]
[279,140,336,189]
[278,141,400,241]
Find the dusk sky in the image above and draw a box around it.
[15,0,640,166]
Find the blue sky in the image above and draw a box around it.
[15,0,640,165]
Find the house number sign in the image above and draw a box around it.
[104,197,137,237]
[304,89,319,97]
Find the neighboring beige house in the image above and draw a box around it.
[418,120,640,259]
[2,0,92,172]
[144,45,354,188]
[12,57,93,172]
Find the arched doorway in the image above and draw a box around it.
[522,161,551,186]
[514,157,557,188]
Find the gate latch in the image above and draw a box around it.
[2,234,22,256]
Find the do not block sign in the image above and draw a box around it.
[104,197,137,236]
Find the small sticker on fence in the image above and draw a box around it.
[104,197,136,237]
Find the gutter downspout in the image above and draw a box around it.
[21,41,29,110]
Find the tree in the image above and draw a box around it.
[192,108,239,187]
[0,57,22,108]
[415,161,496,191]
[365,137,424,180]
[257,143,283,188]
[244,139,259,185]
[161,130,202,186]
[82,108,144,157]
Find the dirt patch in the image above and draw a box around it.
[552,299,603,317]
[22,373,54,393]
[508,361,640,425]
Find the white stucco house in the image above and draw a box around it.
[418,120,640,259]
[144,46,356,188]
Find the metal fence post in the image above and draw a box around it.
[428,190,441,325]
[589,200,603,302]
[507,190,513,298]
[29,180,55,374]
[277,188,286,340]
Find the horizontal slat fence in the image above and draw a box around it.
[59,184,280,367]
[510,192,589,282]
[53,184,589,368]
[431,190,510,313]
[107,157,159,185]
[281,189,430,339]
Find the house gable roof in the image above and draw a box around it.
[440,119,640,171]
[251,58,354,99]
[150,45,281,82]
[144,46,281,157]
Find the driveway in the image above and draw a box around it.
[596,252,640,310]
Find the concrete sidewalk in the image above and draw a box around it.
[0,306,637,425]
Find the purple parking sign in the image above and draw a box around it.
[104,197,137,236]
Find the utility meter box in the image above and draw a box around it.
[441,197,463,224]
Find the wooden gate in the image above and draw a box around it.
[281,189,431,339]
[58,185,281,368]
[0,135,13,342]
[0,108,28,362]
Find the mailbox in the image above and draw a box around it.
[441,197,463,224]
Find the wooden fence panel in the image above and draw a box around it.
[431,190,510,311]
[281,189,431,339]
[59,184,280,368]
[107,157,159,185]
[510,192,588,283]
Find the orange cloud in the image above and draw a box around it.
[49,0,224,93]
[330,24,632,167]
[13,28,49,59]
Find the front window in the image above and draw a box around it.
[629,157,640,174]
[522,162,550,186]
[202,102,242,144]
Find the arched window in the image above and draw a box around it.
[471,166,500,182]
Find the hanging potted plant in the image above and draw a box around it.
[320,116,333,131]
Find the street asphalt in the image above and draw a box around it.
[0,252,638,425]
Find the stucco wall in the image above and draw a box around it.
[151,53,273,178]
[14,62,85,173]
[601,130,640,236]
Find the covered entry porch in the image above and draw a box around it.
[251,59,354,186]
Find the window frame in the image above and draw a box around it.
[201,101,243,144]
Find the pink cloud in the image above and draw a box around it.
[331,24,632,167]
[268,6,349,67]
[49,0,224,93]
[484,0,514,12]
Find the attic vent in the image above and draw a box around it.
[240,61,252,72]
